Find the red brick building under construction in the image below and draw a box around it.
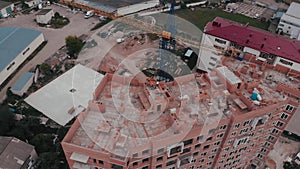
[62,18,300,169]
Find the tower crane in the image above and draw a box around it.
[118,15,222,53]
[117,2,225,79]
[160,0,177,51]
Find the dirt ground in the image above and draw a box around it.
[268,136,300,169]
[98,33,159,73]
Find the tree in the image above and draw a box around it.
[54,12,61,19]
[65,36,84,59]
[39,63,52,76]
[56,127,69,141]
[21,1,30,9]
[38,149,69,169]
[180,2,187,9]
[7,116,42,141]
[31,133,54,153]
[0,105,15,135]
[283,162,300,169]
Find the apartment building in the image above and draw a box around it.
[62,60,299,169]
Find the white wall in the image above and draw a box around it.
[278,17,300,39]
[0,33,45,86]
[0,4,14,17]
[117,0,159,16]
[274,56,300,72]
[243,47,261,57]
[186,1,207,7]
[197,34,224,72]
[36,10,54,24]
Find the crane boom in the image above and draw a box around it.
[118,16,223,53]
[160,0,176,50]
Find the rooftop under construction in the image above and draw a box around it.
[64,46,300,159]
[61,12,300,169]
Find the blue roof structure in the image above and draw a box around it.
[11,72,34,91]
[0,27,42,72]
[274,12,284,19]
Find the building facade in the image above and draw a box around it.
[0,27,44,87]
[35,9,54,24]
[0,0,14,18]
[277,2,300,39]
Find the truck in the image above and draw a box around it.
[84,10,94,19]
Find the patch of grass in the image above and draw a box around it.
[175,8,270,31]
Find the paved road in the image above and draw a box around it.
[0,4,99,102]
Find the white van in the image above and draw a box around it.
[84,10,94,19]
[99,15,107,21]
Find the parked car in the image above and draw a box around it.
[99,15,107,21]
[84,10,94,19]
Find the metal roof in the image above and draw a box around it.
[36,9,53,15]
[0,137,35,169]
[205,17,300,63]
[75,0,117,13]
[0,27,42,71]
[25,64,103,126]
[281,13,300,26]
[11,72,34,91]
[82,0,152,9]
[0,0,12,9]
[185,49,193,57]
[117,0,159,16]
[274,11,284,19]
[286,2,300,19]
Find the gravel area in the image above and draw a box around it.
[268,136,300,169]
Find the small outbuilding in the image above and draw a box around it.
[10,72,34,96]
[0,136,38,169]
[0,1,14,18]
[35,8,54,24]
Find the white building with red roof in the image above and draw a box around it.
[197,17,300,74]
